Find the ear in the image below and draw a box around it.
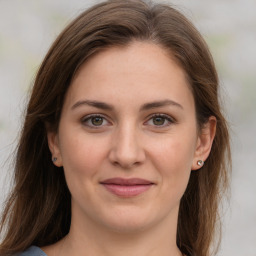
[46,125,63,167]
[191,116,216,170]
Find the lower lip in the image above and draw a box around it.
[101,184,153,197]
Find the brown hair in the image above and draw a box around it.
[0,1,231,255]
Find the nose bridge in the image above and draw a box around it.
[109,120,145,168]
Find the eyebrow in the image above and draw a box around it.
[71,100,114,111]
[140,99,183,111]
[71,99,183,111]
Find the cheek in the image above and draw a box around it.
[151,133,196,168]
[148,133,197,194]
[58,132,110,206]
[59,131,108,180]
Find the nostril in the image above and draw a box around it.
[108,131,146,168]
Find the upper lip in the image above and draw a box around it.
[100,178,154,186]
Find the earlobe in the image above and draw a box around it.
[46,129,63,167]
[191,116,216,170]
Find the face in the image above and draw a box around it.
[48,41,215,234]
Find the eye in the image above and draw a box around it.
[82,114,110,128]
[145,114,175,127]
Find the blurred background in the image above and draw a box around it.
[0,0,255,255]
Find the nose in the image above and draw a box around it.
[108,124,146,169]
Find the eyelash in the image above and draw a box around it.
[145,113,175,127]
[81,114,110,128]
[81,113,175,128]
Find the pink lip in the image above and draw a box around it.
[100,178,154,197]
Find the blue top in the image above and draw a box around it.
[18,246,47,256]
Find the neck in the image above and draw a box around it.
[56,206,182,256]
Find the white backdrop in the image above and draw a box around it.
[0,0,256,255]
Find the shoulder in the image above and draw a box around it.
[17,246,47,256]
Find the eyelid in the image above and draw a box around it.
[144,113,176,127]
[81,113,176,129]
[81,114,112,128]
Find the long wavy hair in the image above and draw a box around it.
[0,1,231,255]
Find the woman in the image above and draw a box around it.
[0,0,231,255]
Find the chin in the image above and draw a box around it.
[96,205,168,234]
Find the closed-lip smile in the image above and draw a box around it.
[100,178,155,197]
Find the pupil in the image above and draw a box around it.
[153,117,164,125]
[92,117,103,126]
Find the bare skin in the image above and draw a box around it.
[43,41,216,256]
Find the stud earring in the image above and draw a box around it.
[52,157,57,163]
[197,160,204,167]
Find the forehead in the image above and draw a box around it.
[64,41,194,111]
